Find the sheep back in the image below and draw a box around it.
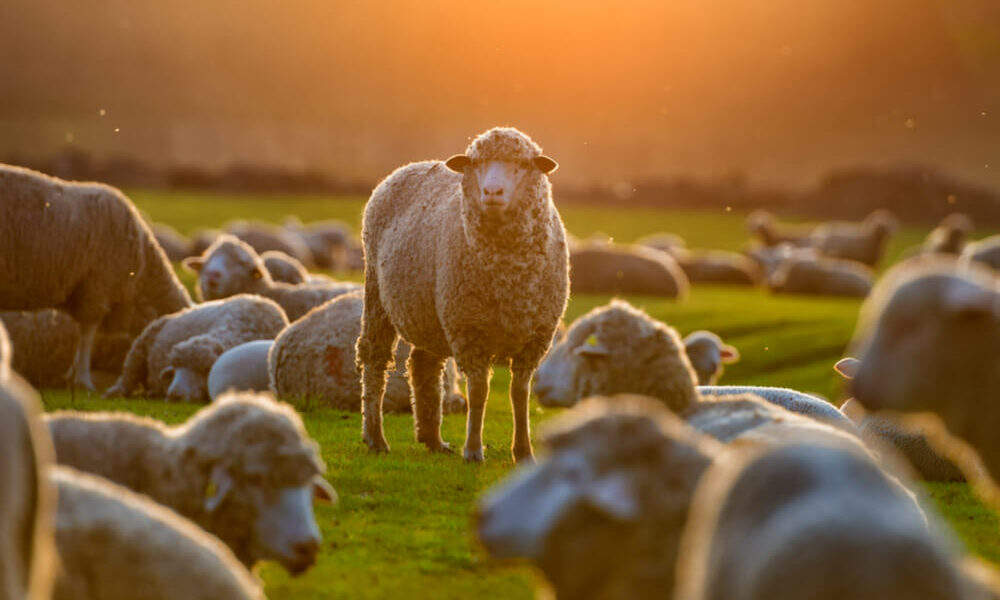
[570,242,689,298]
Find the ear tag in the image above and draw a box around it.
[205,479,217,501]
[586,334,599,347]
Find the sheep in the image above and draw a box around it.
[847,258,1000,485]
[0,164,193,390]
[152,222,193,262]
[672,248,761,286]
[569,240,688,298]
[270,291,466,414]
[745,210,812,248]
[283,216,354,270]
[476,395,722,600]
[743,242,818,280]
[767,253,874,297]
[636,232,687,257]
[533,300,859,434]
[683,331,739,385]
[182,234,360,321]
[106,295,288,402]
[962,234,1000,271]
[207,340,274,400]
[225,220,314,267]
[923,213,974,256]
[808,208,898,267]
[357,126,568,463]
[190,228,222,257]
[46,391,336,574]
[51,466,264,600]
[261,250,309,284]
[0,372,56,600]
[675,439,975,600]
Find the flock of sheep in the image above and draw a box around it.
[2,125,1000,599]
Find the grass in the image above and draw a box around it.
[37,188,1000,598]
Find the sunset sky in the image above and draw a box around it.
[1,0,999,188]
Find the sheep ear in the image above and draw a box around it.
[533,155,558,174]
[720,345,740,363]
[445,155,471,173]
[574,335,609,358]
[312,476,339,505]
[204,465,234,513]
[834,357,860,379]
[584,472,639,522]
[182,256,205,273]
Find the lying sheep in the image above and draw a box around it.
[225,219,314,267]
[533,300,858,433]
[152,222,193,262]
[636,232,687,257]
[569,241,688,298]
[745,210,813,247]
[283,216,354,270]
[672,249,761,286]
[358,127,568,462]
[52,466,264,600]
[207,340,274,400]
[0,373,56,600]
[0,164,193,389]
[767,254,873,297]
[683,331,739,385]
[962,234,1000,271]
[676,439,974,600]
[106,295,288,402]
[261,250,309,284]
[183,235,360,321]
[46,391,335,574]
[809,208,898,267]
[848,258,1000,484]
[270,292,466,414]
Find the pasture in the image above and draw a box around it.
[36,189,1000,599]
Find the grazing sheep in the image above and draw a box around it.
[745,210,812,248]
[672,249,761,286]
[809,209,898,267]
[533,300,858,433]
[675,439,972,600]
[923,213,974,256]
[46,391,335,574]
[207,340,274,400]
[569,241,688,298]
[477,395,722,600]
[283,216,354,270]
[270,291,466,414]
[636,232,687,257]
[152,222,193,262]
[52,466,264,600]
[962,234,1000,271]
[261,250,309,284]
[683,331,739,385]
[225,220,314,267]
[358,126,568,462]
[0,373,56,600]
[848,258,1000,483]
[767,254,873,297]
[0,164,193,389]
[183,235,360,321]
[106,295,288,402]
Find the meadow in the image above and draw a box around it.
[37,189,1000,599]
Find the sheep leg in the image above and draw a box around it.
[357,285,394,453]
[409,348,449,452]
[509,362,535,464]
[462,367,490,463]
[69,322,98,391]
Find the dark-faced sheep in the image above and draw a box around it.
[0,164,193,389]
[358,127,569,463]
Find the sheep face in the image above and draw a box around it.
[163,366,208,403]
[684,332,739,386]
[249,483,322,575]
[183,236,269,301]
[850,269,1000,424]
[446,157,555,219]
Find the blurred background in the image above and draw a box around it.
[2,0,999,220]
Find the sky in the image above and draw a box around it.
[1,0,999,188]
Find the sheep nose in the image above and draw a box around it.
[292,537,320,560]
[482,185,504,197]
[204,270,221,283]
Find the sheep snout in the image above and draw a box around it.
[165,367,207,403]
[253,484,323,575]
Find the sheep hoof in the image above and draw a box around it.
[364,436,390,454]
[463,447,485,463]
[103,384,125,399]
[513,446,535,465]
[423,440,452,454]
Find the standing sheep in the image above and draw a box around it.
[683,331,739,385]
[675,439,974,600]
[46,391,335,574]
[51,466,264,600]
[808,209,898,267]
[767,254,874,297]
[0,164,193,389]
[0,373,56,600]
[358,127,568,462]
[569,241,689,298]
[269,291,466,414]
[847,258,1000,483]
[962,234,1000,271]
[182,234,360,321]
[106,295,288,402]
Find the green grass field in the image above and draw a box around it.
[37,189,1000,598]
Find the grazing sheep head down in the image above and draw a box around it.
[183,235,271,301]
[533,300,700,411]
[179,393,334,574]
[477,396,720,600]
[445,127,558,222]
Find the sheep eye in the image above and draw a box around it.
[251,268,262,280]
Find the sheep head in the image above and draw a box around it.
[182,234,272,301]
